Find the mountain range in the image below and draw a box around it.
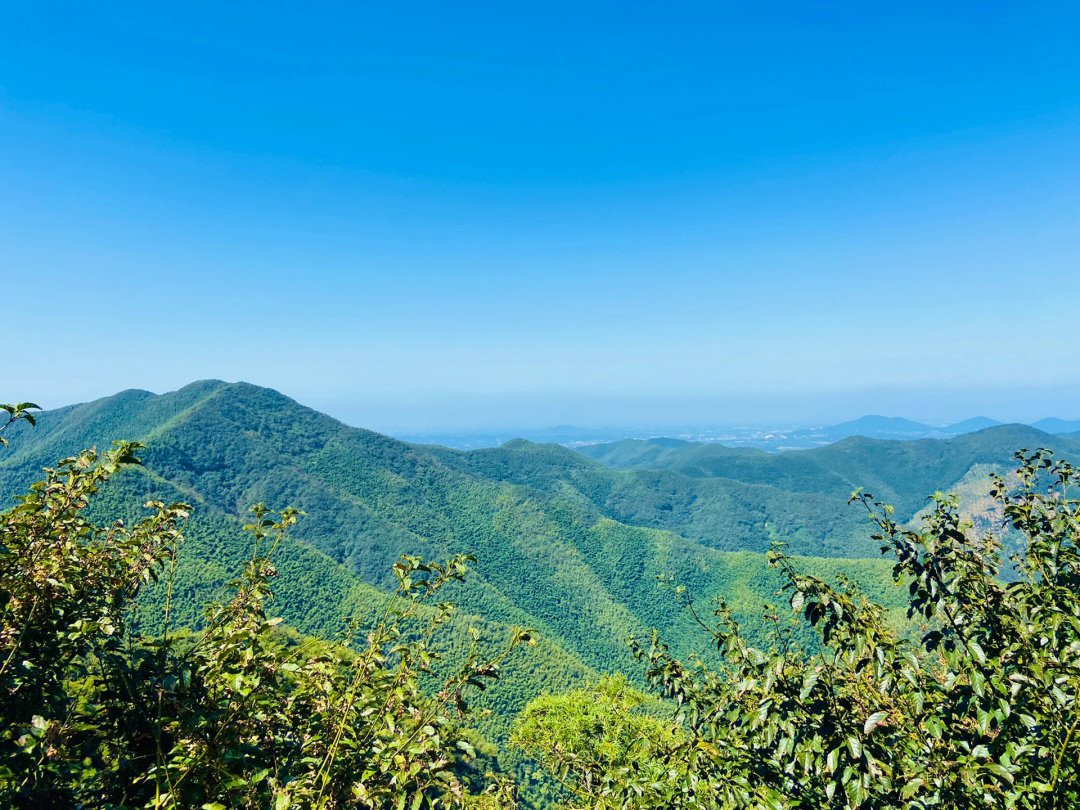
[2,381,1077,772]
[399,414,1080,450]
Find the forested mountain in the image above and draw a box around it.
[5,382,1080,806]
[0,382,906,757]
[579,426,1080,522]
[6,383,1071,674]
[7,383,1065,668]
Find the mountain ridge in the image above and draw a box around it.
[1,381,905,670]
[6,380,1074,776]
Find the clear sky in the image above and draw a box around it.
[2,2,1079,431]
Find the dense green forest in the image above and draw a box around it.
[578,429,1080,519]
[5,383,1079,807]
[0,382,913,680]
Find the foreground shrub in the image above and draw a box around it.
[517,450,1080,809]
[0,405,527,809]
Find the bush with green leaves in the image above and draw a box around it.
[0,404,528,809]
[515,450,1080,809]
[512,674,684,806]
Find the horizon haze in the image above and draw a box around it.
[18,379,1080,451]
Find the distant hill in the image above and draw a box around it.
[578,424,1080,520]
[399,414,1079,452]
[943,416,1002,434]
[815,414,939,441]
[1032,417,1080,434]
[810,414,1071,442]
[787,414,1003,445]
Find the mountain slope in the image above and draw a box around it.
[578,425,1080,527]
[0,382,906,673]
[23,378,1074,760]
[1,440,597,760]
[19,381,1064,784]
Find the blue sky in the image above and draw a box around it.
[2,2,1079,431]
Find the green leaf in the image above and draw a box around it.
[863,711,887,735]
[827,746,839,773]
[790,590,805,612]
[847,735,862,760]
